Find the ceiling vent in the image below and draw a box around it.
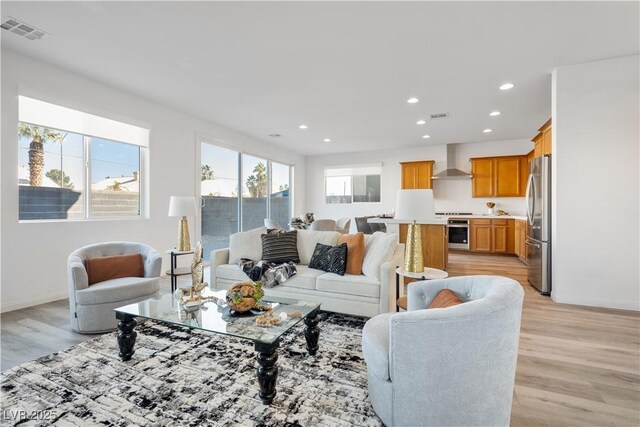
[430,112,449,120]
[1,17,47,40]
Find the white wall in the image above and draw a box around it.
[305,139,533,225]
[1,50,306,312]
[552,55,639,310]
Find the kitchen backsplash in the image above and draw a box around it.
[432,179,526,216]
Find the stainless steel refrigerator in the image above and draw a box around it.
[526,155,551,295]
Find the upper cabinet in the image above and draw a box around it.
[400,160,435,189]
[471,155,528,197]
[532,119,552,157]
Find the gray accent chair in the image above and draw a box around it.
[362,275,524,427]
[67,242,162,333]
[336,217,351,234]
[309,219,337,231]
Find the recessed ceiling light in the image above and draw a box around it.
[407,97,419,104]
[416,119,426,125]
[499,83,515,90]
[298,124,308,130]
[489,111,501,117]
[323,138,331,142]
[268,133,281,138]
[483,128,493,133]
[422,134,431,139]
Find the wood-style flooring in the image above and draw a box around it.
[1,254,639,426]
[448,251,640,427]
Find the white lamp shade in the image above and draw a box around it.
[394,189,435,222]
[168,196,197,217]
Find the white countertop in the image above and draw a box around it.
[369,215,526,223]
[368,217,447,225]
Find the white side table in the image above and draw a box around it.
[395,267,449,311]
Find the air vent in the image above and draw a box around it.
[1,17,47,40]
[430,112,449,120]
[268,134,282,138]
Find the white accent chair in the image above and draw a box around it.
[67,242,162,333]
[264,218,282,229]
[336,218,351,234]
[309,219,337,231]
[362,275,524,426]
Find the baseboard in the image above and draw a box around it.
[551,292,640,311]
[1,291,68,313]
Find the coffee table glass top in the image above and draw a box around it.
[114,289,320,345]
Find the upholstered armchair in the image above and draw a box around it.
[309,219,337,231]
[362,275,524,426]
[67,242,162,333]
[336,217,351,234]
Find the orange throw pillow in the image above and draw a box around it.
[429,289,463,308]
[86,254,144,285]
[338,232,365,275]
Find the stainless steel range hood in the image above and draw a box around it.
[432,144,472,180]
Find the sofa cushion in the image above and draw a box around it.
[216,264,323,291]
[279,265,325,290]
[308,243,348,276]
[75,276,159,305]
[229,227,267,263]
[296,230,341,264]
[261,230,300,263]
[362,232,398,280]
[316,272,380,298]
[86,253,144,285]
[338,232,365,275]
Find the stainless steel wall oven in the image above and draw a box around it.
[448,219,469,250]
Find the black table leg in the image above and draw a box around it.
[255,341,279,405]
[304,310,320,356]
[171,252,177,293]
[395,267,400,312]
[116,312,137,361]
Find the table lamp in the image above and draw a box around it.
[168,196,197,251]
[394,189,435,273]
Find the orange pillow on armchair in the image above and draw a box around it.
[86,253,144,285]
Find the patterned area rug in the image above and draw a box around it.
[1,312,382,426]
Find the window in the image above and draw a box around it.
[200,141,292,259]
[18,97,148,221]
[325,164,381,204]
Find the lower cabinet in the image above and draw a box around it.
[398,224,448,270]
[470,219,515,254]
[514,219,527,263]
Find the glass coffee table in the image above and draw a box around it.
[114,289,321,405]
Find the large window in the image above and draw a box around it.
[200,142,292,259]
[18,97,148,221]
[325,164,381,204]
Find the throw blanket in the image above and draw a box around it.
[238,259,297,288]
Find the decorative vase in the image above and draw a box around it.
[488,208,495,215]
[226,281,263,313]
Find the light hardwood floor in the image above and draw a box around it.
[448,251,640,427]
[1,254,639,426]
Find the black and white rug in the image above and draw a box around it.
[1,312,383,426]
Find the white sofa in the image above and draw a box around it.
[210,228,403,317]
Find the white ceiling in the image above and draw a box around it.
[2,2,638,156]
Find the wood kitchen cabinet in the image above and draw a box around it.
[514,219,527,263]
[532,119,552,157]
[400,161,435,189]
[470,219,515,254]
[471,155,528,197]
[399,224,448,271]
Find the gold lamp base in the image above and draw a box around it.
[403,221,424,273]
[177,216,191,252]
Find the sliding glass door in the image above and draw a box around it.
[200,141,292,259]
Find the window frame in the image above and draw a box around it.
[17,120,148,223]
[324,164,382,204]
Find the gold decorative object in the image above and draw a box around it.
[177,217,191,251]
[403,220,424,273]
[226,281,264,313]
[256,310,281,326]
[177,242,211,306]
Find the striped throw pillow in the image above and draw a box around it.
[261,230,300,263]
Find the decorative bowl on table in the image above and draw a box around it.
[226,281,264,313]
